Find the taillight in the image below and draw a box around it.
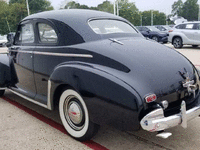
[169,30,173,32]
[145,94,157,103]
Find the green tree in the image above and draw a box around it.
[142,11,151,26]
[0,1,28,35]
[9,0,53,14]
[64,1,89,9]
[142,10,166,26]
[153,11,166,25]
[97,1,113,13]
[0,1,10,34]
[171,0,183,16]
[180,0,199,21]
[118,0,140,25]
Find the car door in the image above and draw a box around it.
[181,23,195,44]
[33,20,59,104]
[193,23,200,45]
[9,20,36,99]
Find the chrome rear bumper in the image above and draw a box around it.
[140,100,200,132]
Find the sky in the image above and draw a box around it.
[48,0,194,15]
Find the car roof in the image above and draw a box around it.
[21,9,130,43]
[22,9,126,23]
[175,21,200,25]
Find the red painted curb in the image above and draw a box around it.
[2,96,109,150]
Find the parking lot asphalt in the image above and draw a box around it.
[0,44,200,150]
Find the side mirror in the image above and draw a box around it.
[6,33,15,47]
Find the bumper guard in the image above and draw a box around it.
[140,101,200,132]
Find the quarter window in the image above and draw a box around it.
[38,23,58,43]
[185,24,194,29]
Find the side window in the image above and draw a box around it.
[175,24,186,29]
[185,24,194,29]
[143,27,149,32]
[16,23,34,44]
[194,23,200,30]
[38,23,58,43]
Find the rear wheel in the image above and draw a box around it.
[59,89,99,141]
[173,37,183,48]
[0,90,5,96]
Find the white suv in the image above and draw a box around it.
[168,21,200,48]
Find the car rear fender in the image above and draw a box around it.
[49,62,142,131]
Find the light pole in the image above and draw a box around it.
[26,0,30,15]
[113,0,119,16]
[114,0,116,15]
[117,0,119,16]
[198,6,200,21]
[151,10,153,26]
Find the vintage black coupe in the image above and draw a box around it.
[0,9,200,141]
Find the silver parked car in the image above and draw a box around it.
[168,21,200,48]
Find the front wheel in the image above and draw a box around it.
[152,36,159,42]
[59,89,99,141]
[173,37,183,48]
[0,90,5,97]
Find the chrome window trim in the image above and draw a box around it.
[8,89,49,109]
[9,50,93,58]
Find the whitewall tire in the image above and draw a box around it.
[59,89,99,141]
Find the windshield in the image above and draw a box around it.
[147,26,160,32]
[89,19,137,34]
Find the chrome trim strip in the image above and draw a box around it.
[0,88,6,90]
[47,80,53,110]
[140,100,200,132]
[8,89,48,109]
[9,50,93,58]
[10,50,32,54]
[34,51,93,58]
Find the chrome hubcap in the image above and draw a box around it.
[64,95,85,131]
[68,101,83,124]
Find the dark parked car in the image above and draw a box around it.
[155,25,173,32]
[0,9,200,141]
[136,26,168,43]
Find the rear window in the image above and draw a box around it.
[88,19,137,34]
